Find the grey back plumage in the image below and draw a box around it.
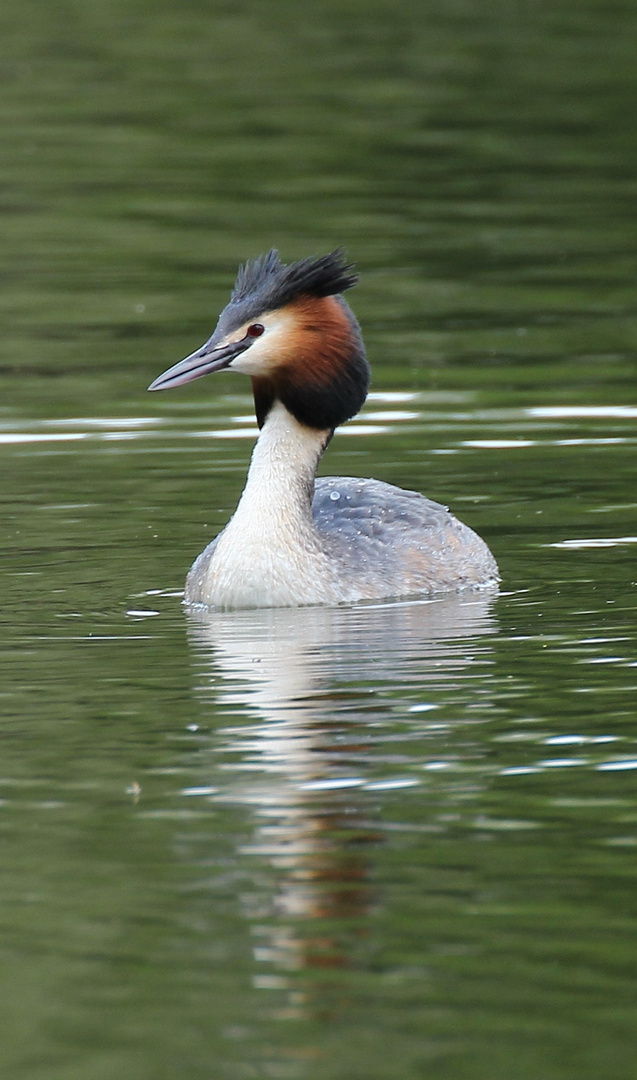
[312,476,499,597]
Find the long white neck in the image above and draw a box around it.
[237,400,325,526]
[198,401,337,607]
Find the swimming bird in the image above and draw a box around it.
[149,250,499,608]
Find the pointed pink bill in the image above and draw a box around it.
[148,335,252,391]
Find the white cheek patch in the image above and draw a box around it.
[230,345,271,375]
[229,313,293,375]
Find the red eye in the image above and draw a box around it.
[247,323,265,337]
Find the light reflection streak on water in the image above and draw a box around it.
[3,401,635,448]
[528,406,637,419]
[549,537,637,548]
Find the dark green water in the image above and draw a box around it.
[2,2,637,1078]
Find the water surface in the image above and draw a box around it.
[2,2,637,1078]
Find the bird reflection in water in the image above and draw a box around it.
[184,596,497,1034]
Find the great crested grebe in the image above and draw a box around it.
[149,250,499,609]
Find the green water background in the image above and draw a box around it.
[2,2,637,1078]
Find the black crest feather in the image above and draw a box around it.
[231,249,358,313]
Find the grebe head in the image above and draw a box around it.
[148,250,370,431]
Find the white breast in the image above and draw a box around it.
[186,403,341,608]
